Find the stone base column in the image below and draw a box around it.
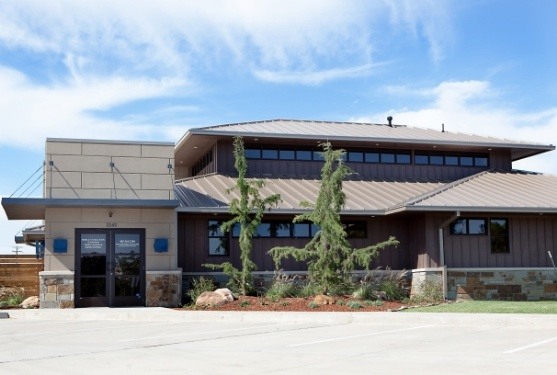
[39,271,74,309]
[146,270,182,307]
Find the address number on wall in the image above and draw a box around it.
[106,222,118,228]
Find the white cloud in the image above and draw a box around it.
[0,66,186,148]
[253,63,384,85]
[351,80,557,175]
[0,1,450,80]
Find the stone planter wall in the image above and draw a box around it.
[39,271,74,308]
[449,268,557,301]
[146,270,182,307]
[410,268,557,301]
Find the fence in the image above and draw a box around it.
[0,255,44,297]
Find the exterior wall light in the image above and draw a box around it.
[154,238,169,253]
[53,238,68,253]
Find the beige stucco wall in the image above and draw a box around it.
[45,139,175,199]
[43,207,177,272]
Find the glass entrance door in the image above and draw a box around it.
[75,229,145,307]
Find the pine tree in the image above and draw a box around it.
[268,142,399,294]
[205,136,281,295]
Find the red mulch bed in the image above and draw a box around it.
[182,295,409,312]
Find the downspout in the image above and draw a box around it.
[438,211,460,299]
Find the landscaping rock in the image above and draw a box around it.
[19,296,39,309]
[195,289,234,307]
[214,288,237,301]
[313,294,335,305]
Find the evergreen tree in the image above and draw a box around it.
[268,142,399,294]
[205,136,280,295]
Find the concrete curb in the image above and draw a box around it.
[2,308,557,328]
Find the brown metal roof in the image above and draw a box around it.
[174,174,444,215]
[395,171,557,213]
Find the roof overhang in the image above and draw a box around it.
[2,197,180,220]
[176,128,555,165]
[388,206,557,215]
[175,206,386,216]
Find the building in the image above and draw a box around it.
[3,119,557,307]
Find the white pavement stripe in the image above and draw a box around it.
[289,324,435,347]
[503,337,557,354]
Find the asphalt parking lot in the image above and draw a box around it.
[1,309,556,374]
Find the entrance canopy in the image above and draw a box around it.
[1,197,180,220]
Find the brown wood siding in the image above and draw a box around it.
[443,215,557,267]
[214,140,508,180]
[178,214,409,272]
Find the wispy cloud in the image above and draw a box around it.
[254,63,384,85]
[351,80,557,174]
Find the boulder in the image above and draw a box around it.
[195,291,228,307]
[313,294,335,305]
[214,288,236,301]
[19,296,39,309]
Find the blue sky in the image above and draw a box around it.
[1,0,557,254]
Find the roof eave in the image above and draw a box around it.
[393,206,557,214]
[2,197,180,220]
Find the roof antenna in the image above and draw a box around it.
[442,123,445,133]
[387,116,393,127]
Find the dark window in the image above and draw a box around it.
[245,149,261,159]
[415,155,428,165]
[262,149,278,159]
[313,151,324,161]
[296,150,312,160]
[381,153,395,163]
[490,218,509,253]
[445,156,459,165]
[396,153,411,164]
[460,156,474,166]
[293,223,311,237]
[365,152,380,163]
[311,224,320,236]
[208,220,229,256]
[344,221,367,238]
[256,222,291,237]
[348,152,363,162]
[430,155,444,165]
[279,150,295,160]
[450,218,487,235]
[475,157,488,167]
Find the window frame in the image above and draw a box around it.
[208,220,229,256]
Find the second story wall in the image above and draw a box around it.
[214,139,512,181]
[45,139,175,200]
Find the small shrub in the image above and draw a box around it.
[364,299,384,307]
[240,300,251,308]
[347,300,362,309]
[379,271,409,301]
[336,299,346,306]
[0,287,24,307]
[352,283,378,300]
[308,301,319,309]
[300,283,319,298]
[265,273,302,301]
[326,281,356,297]
[185,276,216,304]
[411,279,444,303]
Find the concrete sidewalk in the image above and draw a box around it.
[2,307,556,327]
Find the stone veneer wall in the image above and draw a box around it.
[411,268,557,301]
[449,269,557,301]
[39,271,74,308]
[146,270,182,307]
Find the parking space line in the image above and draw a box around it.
[503,337,557,354]
[289,324,435,347]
